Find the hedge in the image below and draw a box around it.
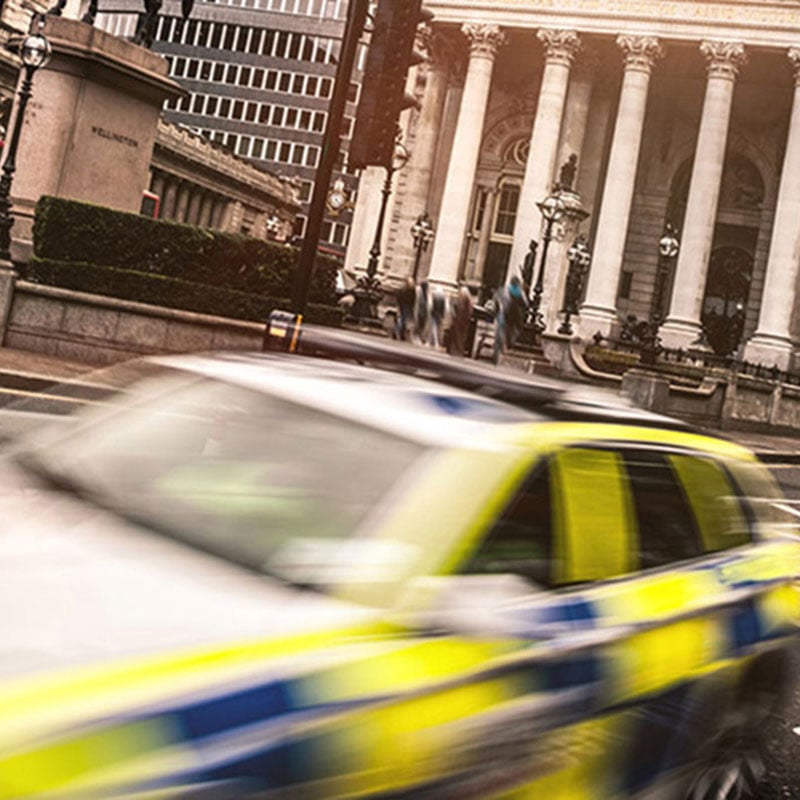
[22,258,345,328]
[32,196,337,304]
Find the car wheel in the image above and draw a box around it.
[683,653,787,800]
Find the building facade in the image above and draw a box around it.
[349,0,800,370]
[97,0,362,258]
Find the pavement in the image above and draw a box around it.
[1,345,800,461]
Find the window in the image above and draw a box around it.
[285,107,298,127]
[252,138,265,159]
[494,184,520,236]
[306,76,318,96]
[299,110,311,130]
[245,102,257,122]
[288,33,301,59]
[191,94,205,113]
[272,106,284,126]
[305,147,319,167]
[265,140,277,159]
[265,70,277,90]
[276,32,289,57]
[239,66,252,87]
[313,112,325,132]
[259,104,271,124]
[224,25,237,49]
[264,30,276,56]
[213,62,225,81]
[465,465,553,586]
[279,73,291,92]
[206,96,218,115]
[210,23,223,49]
[291,144,304,164]
[248,30,263,54]
[292,74,304,94]
[320,77,332,98]
[200,61,212,80]
[232,100,244,119]
[622,449,702,569]
[279,141,291,162]
[225,65,238,85]
[186,59,198,79]
[253,68,265,88]
[219,97,231,117]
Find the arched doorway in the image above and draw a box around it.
[664,153,763,354]
[701,246,753,356]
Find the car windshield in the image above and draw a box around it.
[13,367,426,585]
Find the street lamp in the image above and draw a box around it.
[265,214,281,240]
[410,212,434,281]
[558,233,591,335]
[651,222,680,323]
[527,191,566,339]
[351,131,409,322]
[0,31,51,265]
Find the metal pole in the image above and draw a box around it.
[0,65,34,264]
[529,217,554,328]
[290,0,369,313]
[366,164,394,279]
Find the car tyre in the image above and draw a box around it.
[683,653,787,800]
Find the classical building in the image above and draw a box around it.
[150,117,300,239]
[348,1,800,370]
[96,0,360,258]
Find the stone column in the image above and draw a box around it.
[427,24,505,286]
[150,172,165,217]
[187,190,203,226]
[199,192,215,228]
[743,49,800,369]
[660,41,747,349]
[556,48,598,182]
[472,186,498,283]
[162,179,178,221]
[579,35,664,336]
[175,182,191,223]
[393,28,455,278]
[508,29,581,278]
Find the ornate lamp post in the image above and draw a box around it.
[525,191,566,341]
[558,233,591,335]
[410,212,434,281]
[351,132,409,321]
[652,222,680,323]
[0,31,51,265]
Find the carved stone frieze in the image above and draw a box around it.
[700,40,747,80]
[536,29,581,67]
[616,35,664,73]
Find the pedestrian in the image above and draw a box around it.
[395,276,417,341]
[492,276,528,363]
[428,285,447,348]
[448,285,474,357]
[415,280,430,344]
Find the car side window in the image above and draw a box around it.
[621,448,703,569]
[667,454,751,552]
[463,464,554,586]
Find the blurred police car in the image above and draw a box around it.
[0,329,798,799]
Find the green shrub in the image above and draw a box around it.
[22,258,344,327]
[32,196,338,304]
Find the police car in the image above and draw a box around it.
[0,328,796,799]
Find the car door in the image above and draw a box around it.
[456,437,800,798]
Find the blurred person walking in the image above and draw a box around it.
[493,276,528,364]
[395,276,417,341]
[448,285,474,356]
[415,280,431,344]
[428,285,448,349]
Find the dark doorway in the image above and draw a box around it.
[483,242,512,302]
[701,244,754,356]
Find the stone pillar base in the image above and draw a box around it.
[742,334,793,371]
[621,368,670,414]
[0,263,18,345]
[658,317,705,350]
[576,304,617,338]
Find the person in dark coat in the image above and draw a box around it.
[395,277,416,341]
[448,286,474,357]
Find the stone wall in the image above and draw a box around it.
[5,282,263,365]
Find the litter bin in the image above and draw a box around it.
[263,309,303,352]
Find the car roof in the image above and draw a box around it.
[150,326,692,439]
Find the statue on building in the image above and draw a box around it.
[521,239,537,294]
[557,153,578,192]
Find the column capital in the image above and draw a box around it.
[537,29,581,67]
[788,47,800,84]
[418,25,461,72]
[461,23,506,60]
[616,35,664,73]
[700,40,747,80]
